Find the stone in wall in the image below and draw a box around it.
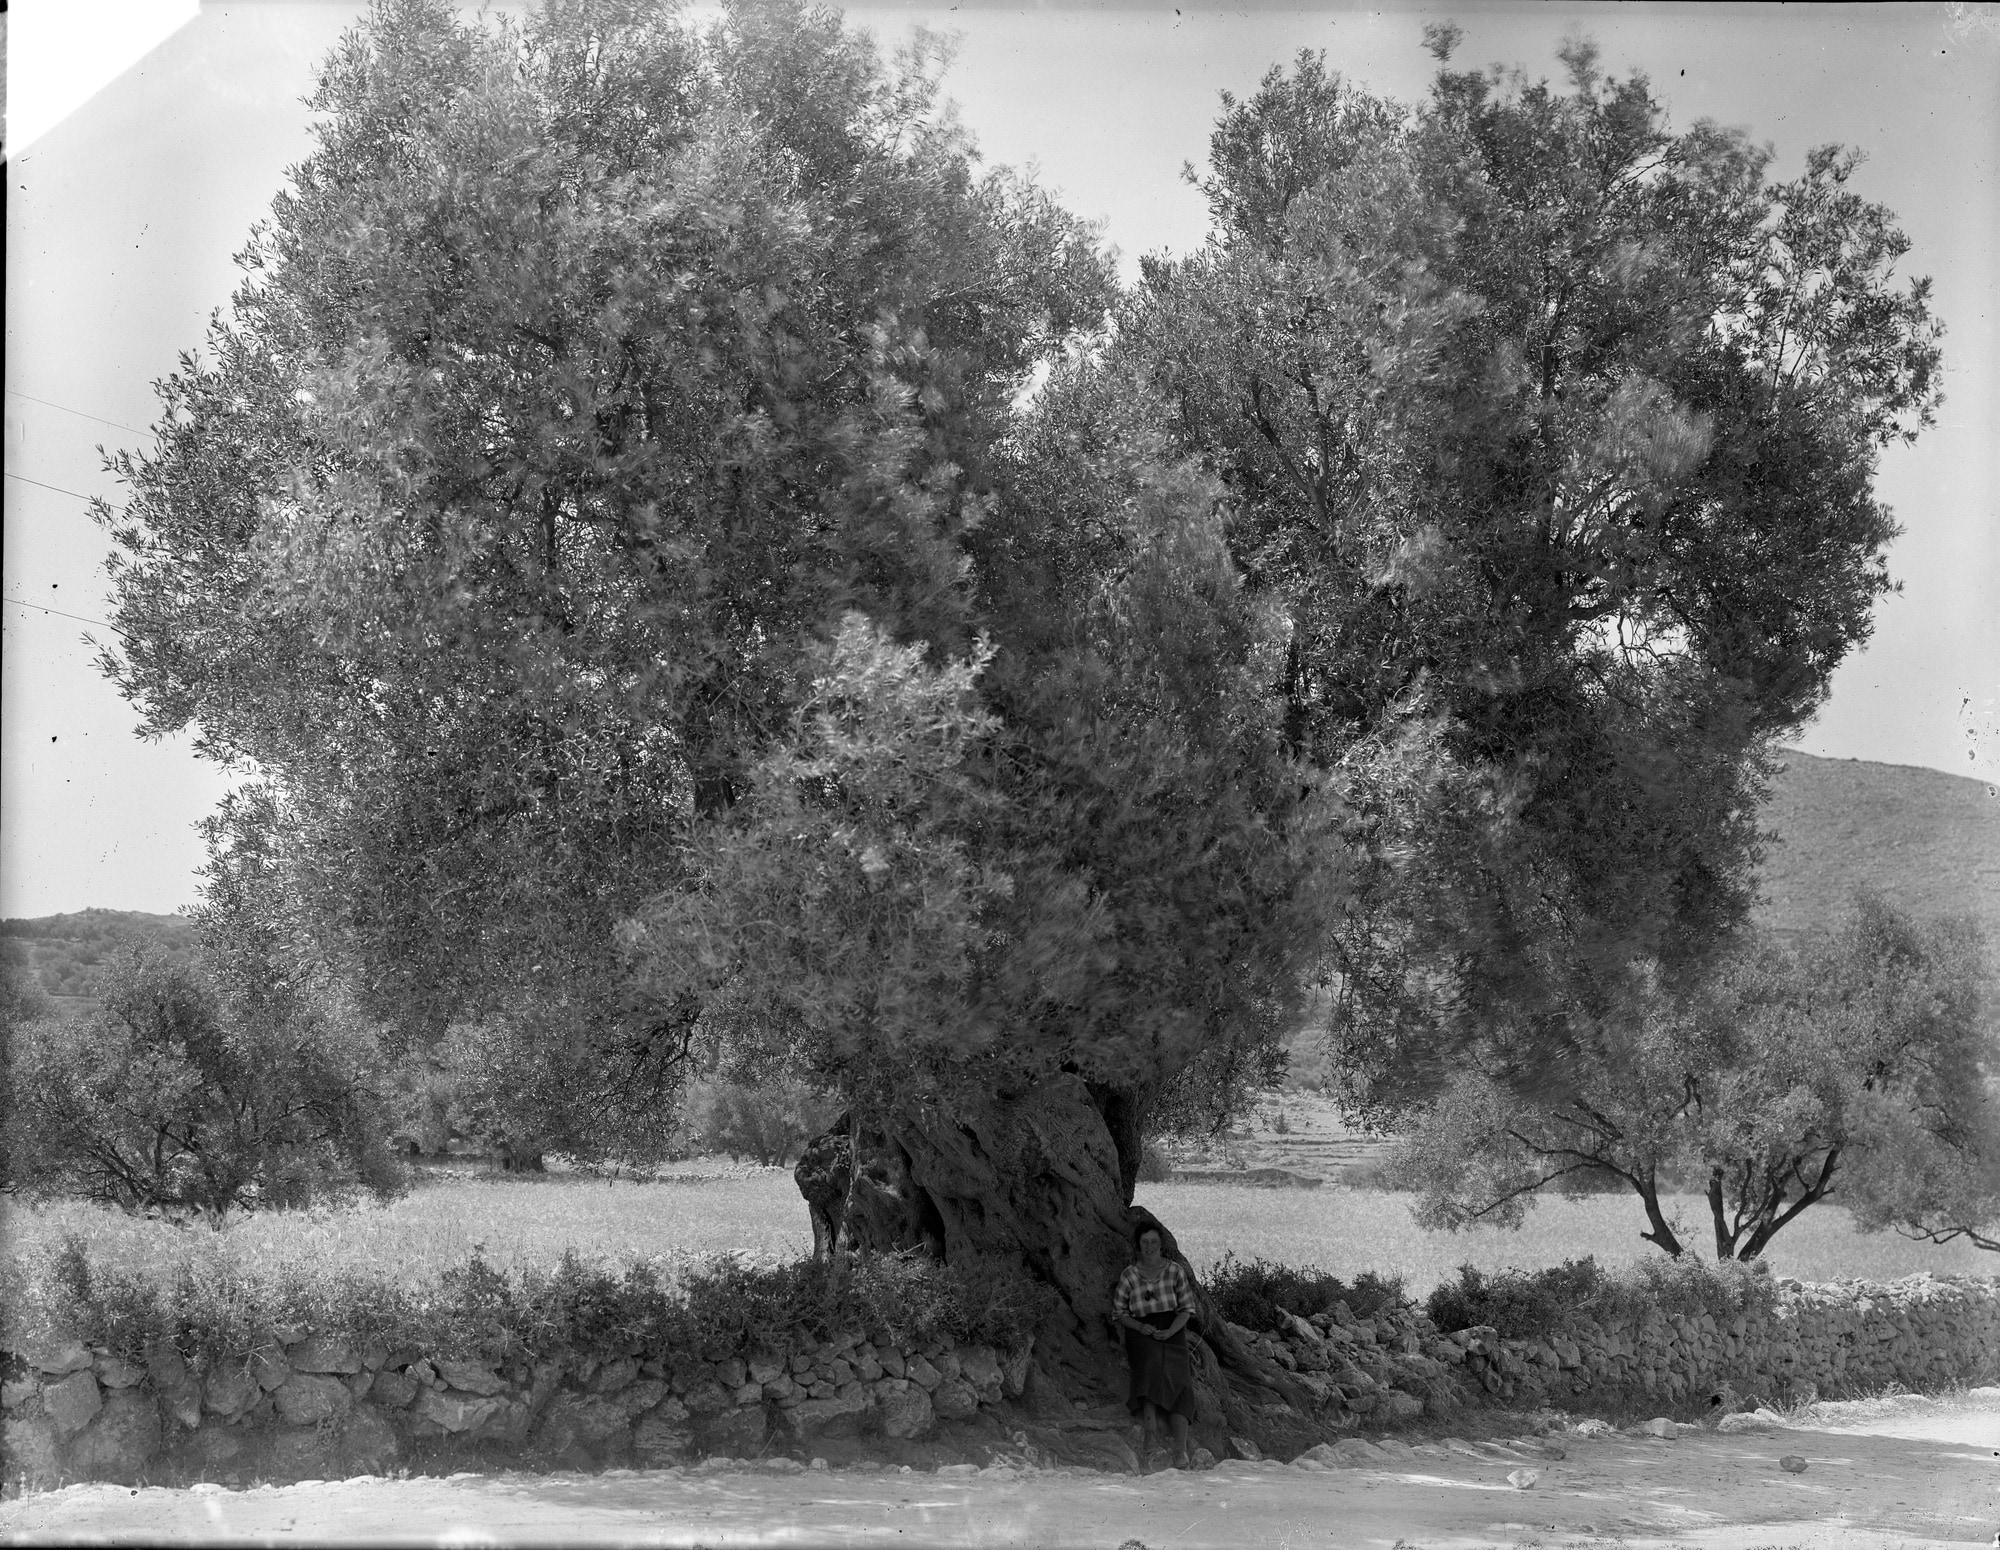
[436,1358,508,1397]
[26,1338,92,1377]
[370,1369,418,1409]
[248,1347,289,1393]
[411,1387,503,1435]
[273,1374,353,1427]
[634,1411,694,1464]
[618,1378,668,1418]
[999,1345,1031,1397]
[287,1336,362,1375]
[761,1372,798,1402]
[341,1404,402,1474]
[703,1404,768,1455]
[931,1376,980,1421]
[4,1416,60,1484]
[470,1399,535,1449]
[266,1425,339,1481]
[956,1346,1003,1402]
[874,1378,933,1439]
[18,1269,1985,1490]
[588,1357,638,1396]
[533,1393,630,1455]
[65,1388,161,1483]
[190,1422,250,1476]
[146,1342,203,1431]
[92,1356,144,1390]
[42,1370,102,1441]
[784,1388,868,1439]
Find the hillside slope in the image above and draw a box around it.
[1259,749,1997,1177]
[1755,749,1999,944]
[0,908,197,1002]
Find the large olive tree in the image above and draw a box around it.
[99,2,1943,1441]
[1116,33,1942,1119]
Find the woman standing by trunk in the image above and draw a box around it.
[1113,1224,1197,1469]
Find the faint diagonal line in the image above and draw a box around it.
[4,470,105,502]
[3,595,125,635]
[5,388,145,436]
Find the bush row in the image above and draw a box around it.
[1205,1252,1407,1327]
[2,1236,1046,1372]
[1423,1256,1780,1338]
[1205,1252,1784,1342]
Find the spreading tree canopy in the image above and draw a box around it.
[102,0,1114,1151]
[98,0,1944,1433]
[1388,894,1994,1260]
[1116,33,1942,1116]
[4,950,406,1226]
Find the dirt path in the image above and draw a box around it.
[4,1398,1994,1548]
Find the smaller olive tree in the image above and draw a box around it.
[3,951,406,1225]
[1389,894,1994,1260]
[681,1076,842,1167]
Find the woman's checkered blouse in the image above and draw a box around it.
[1112,1260,1194,1318]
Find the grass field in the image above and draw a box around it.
[1134,1183,1999,1289]
[1,1168,815,1292]
[5,1167,1993,1298]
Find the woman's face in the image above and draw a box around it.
[1137,1229,1163,1262]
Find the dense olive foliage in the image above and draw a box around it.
[4,953,405,1225]
[88,0,1965,1389]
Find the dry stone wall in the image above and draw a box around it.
[1239,1272,1999,1426]
[1,1322,1031,1491]
[4,1271,1994,1489]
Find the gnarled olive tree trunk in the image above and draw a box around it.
[794,1073,1323,1449]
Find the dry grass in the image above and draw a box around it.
[1,1166,813,1291]
[1136,1184,2000,1291]
[5,1168,1990,1299]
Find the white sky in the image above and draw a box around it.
[5,1,1997,918]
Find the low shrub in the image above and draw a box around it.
[1424,1255,1779,1338]
[1135,1140,1173,1184]
[5,953,407,1224]
[5,1233,1045,1369]
[1205,1250,1405,1330]
[681,1078,840,1168]
[1622,1253,1777,1325]
[1426,1258,1611,1337]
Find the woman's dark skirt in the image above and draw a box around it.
[1123,1311,1197,1420]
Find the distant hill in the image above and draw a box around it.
[1756,750,1999,947]
[0,908,198,1003]
[1281,748,1996,1100]
[6,752,1989,1005]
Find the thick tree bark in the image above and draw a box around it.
[1636,1166,1685,1256]
[792,1073,1327,1447]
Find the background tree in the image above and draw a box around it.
[1841,1099,2000,1255]
[99,0,1110,1081]
[0,911,198,1003]
[94,0,1946,1442]
[3,952,406,1226]
[1388,895,1995,1260]
[680,1076,841,1167]
[1117,35,1943,1121]
[1,941,57,1031]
